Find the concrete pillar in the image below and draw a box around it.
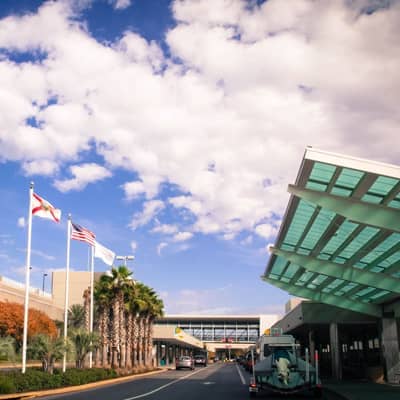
[381,317,400,383]
[329,323,342,380]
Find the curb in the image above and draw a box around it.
[0,368,168,399]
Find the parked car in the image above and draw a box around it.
[194,354,207,366]
[176,355,194,370]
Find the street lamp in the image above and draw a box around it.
[116,255,135,267]
[42,273,48,292]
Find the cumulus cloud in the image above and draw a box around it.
[22,159,59,176]
[54,163,112,192]
[0,0,399,244]
[157,242,168,255]
[172,231,193,242]
[109,0,131,10]
[17,217,26,228]
[240,235,253,245]
[130,200,165,230]
[255,224,279,239]
[151,223,179,235]
[130,240,137,252]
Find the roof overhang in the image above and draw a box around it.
[153,325,204,349]
[263,148,400,317]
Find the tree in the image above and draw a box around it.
[94,276,112,368]
[68,304,85,330]
[103,266,134,368]
[0,301,57,348]
[93,266,164,371]
[135,283,164,368]
[29,334,66,374]
[69,329,99,368]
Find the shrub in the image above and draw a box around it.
[0,368,118,393]
[0,375,16,394]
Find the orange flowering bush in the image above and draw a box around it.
[0,301,57,346]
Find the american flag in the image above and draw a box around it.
[71,222,96,246]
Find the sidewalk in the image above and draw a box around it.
[324,380,400,400]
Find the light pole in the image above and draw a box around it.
[42,273,48,292]
[116,255,135,267]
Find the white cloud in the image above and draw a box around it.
[172,231,193,242]
[122,176,160,200]
[122,181,146,200]
[130,240,137,252]
[223,232,236,241]
[0,0,399,242]
[157,242,168,255]
[151,223,179,235]
[130,200,165,230]
[54,163,112,192]
[109,0,131,10]
[17,217,26,228]
[17,247,56,261]
[255,224,279,239]
[240,235,253,245]
[22,159,59,176]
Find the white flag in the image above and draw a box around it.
[94,241,115,266]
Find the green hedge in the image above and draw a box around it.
[0,368,118,394]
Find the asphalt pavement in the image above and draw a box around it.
[36,363,345,400]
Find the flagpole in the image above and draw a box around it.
[89,245,95,368]
[22,182,34,374]
[63,214,72,372]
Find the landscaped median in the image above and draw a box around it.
[0,367,167,399]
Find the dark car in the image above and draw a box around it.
[194,354,207,366]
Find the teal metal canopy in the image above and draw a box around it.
[263,148,400,317]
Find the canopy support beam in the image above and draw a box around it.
[270,247,400,294]
[288,184,400,232]
[263,277,382,317]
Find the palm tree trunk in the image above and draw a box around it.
[120,295,126,369]
[112,297,120,368]
[139,318,146,367]
[144,316,150,367]
[83,288,90,331]
[126,312,133,369]
[132,315,139,368]
[100,308,110,368]
[147,317,154,367]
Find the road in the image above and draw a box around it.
[39,363,343,400]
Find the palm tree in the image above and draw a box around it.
[126,288,146,369]
[100,266,134,368]
[136,283,164,368]
[94,275,113,368]
[146,295,164,367]
[68,304,86,330]
[93,265,164,371]
[83,288,91,331]
[29,334,66,374]
[70,329,99,368]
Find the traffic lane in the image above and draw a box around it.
[241,369,344,400]
[136,362,248,400]
[38,363,233,400]
[251,390,345,400]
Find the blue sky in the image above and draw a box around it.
[0,0,399,316]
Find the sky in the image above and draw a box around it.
[0,0,399,317]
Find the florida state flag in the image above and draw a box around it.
[31,193,61,222]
